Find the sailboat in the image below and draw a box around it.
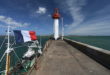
[0,25,42,75]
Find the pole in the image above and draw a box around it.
[5,54,10,75]
[5,26,10,75]
[62,17,64,40]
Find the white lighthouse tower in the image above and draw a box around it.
[52,8,60,40]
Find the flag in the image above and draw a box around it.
[13,30,37,43]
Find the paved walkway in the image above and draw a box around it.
[31,40,110,75]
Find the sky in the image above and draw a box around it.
[0,0,110,35]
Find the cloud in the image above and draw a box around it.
[0,15,29,27]
[48,14,51,17]
[70,4,110,35]
[66,0,86,28]
[36,7,47,14]
[63,0,110,35]
[69,14,110,35]
[95,5,110,16]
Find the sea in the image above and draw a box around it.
[65,36,110,50]
[0,36,110,73]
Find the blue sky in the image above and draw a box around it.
[0,0,110,35]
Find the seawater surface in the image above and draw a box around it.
[65,36,110,50]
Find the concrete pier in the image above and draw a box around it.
[30,40,110,75]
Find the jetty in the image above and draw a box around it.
[30,39,110,75]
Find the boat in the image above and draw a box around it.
[0,26,42,75]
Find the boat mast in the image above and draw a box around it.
[5,25,11,75]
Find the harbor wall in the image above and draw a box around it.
[27,40,52,75]
[64,38,110,69]
[43,40,52,51]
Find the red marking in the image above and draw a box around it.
[29,31,37,40]
[52,8,60,19]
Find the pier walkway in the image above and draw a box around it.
[31,40,110,75]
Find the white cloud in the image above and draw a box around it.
[67,4,110,35]
[0,15,29,27]
[36,7,47,14]
[69,15,110,35]
[62,0,110,35]
[48,14,51,17]
[66,0,86,28]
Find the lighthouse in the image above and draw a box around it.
[52,8,60,40]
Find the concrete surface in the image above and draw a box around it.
[30,40,110,75]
